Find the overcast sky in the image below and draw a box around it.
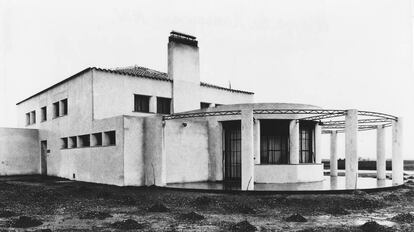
[1,0,413,160]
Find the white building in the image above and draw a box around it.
[0,31,404,190]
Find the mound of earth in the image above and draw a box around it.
[111,219,144,230]
[147,203,169,212]
[8,216,43,228]
[226,203,256,214]
[0,210,16,218]
[180,211,205,221]
[390,213,414,223]
[79,211,112,220]
[359,221,389,232]
[230,220,257,232]
[285,213,307,222]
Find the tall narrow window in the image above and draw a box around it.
[41,106,47,122]
[134,94,150,112]
[299,121,314,163]
[61,99,68,116]
[157,97,171,114]
[25,113,30,125]
[30,111,36,124]
[260,120,289,164]
[53,101,60,118]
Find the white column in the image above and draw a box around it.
[289,120,300,164]
[392,117,403,185]
[345,109,358,189]
[241,109,254,190]
[314,123,322,163]
[376,125,386,180]
[330,131,338,177]
[149,96,157,113]
[253,119,261,164]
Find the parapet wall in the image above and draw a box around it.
[0,128,40,175]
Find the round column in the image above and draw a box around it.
[376,125,386,180]
[330,131,338,177]
[392,117,403,185]
[345,109,358,189]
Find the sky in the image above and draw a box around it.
[1,0,413,160]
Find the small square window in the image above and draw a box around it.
[61,138,68,149]
[103,131,116,146]
[41,106,47,122]
[53,101,60,118]
[157,97,171,114]
[92,133,102,146]
[69,136,77,148]
[134,94,150,112]
[200,102,210,109]
[78,134,90,148]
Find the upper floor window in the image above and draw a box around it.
[134,94,150,112]
[41,106,47,122]
[61,99,68,116]
[53,101,60,118]
[26,110,36,125]
[157,97,171,114]
[200,102,210,109]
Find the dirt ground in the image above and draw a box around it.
[0,175,413,231]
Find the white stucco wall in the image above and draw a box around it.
[0,128,40,175]
[92,69,173,119]
[123,116,145,186]
[255,164,324,183]
[200,86,254,105]
[165,120,209,183]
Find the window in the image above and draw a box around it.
[41,106,47,122]
[61,99,68,116]
[69,136,77,148]
[78,134,90,148]
[157,97,171,114]
[91,133,102,146]
[260,120,289,164]
[30,111,36,124]
[61,138,68,149]
[200,102,210,109]
[299,121,314,163]
[103,131,116,146]
[53,101,60,118]
[26,113,30,125]
[134,94,150,112]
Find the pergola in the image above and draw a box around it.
[163,108,403,190]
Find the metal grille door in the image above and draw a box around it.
[223,121,241,180]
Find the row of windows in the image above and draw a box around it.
[200,102,222,109]
[61,130,116,149]
[134,94,172,114]
[25,98,68,126]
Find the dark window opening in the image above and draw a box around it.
[104,131,116,146]
[299,121,315,163]
[41,106,47,122]
[157,97,171,114]
[30,111,36,124]
[260,120,289,164]
[92,133,102,146]
[61,99,68,116]
[53,102,60,118]
[78,134,90,147]
[25,113,30,125]
[134,94,150,112]
[200,102,210,109]
[61,138,68,149]
[223,121,241,180]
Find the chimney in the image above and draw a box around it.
[168,31,200,113]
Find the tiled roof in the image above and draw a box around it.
[16,66,253,105]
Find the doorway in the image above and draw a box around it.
[223,121,241,181]
[40,140,47,175]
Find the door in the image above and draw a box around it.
[223,121,241,181]
[40,140,47,175]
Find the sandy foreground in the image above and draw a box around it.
[0,175,413,231]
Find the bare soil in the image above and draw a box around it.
[0,175,413,231]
